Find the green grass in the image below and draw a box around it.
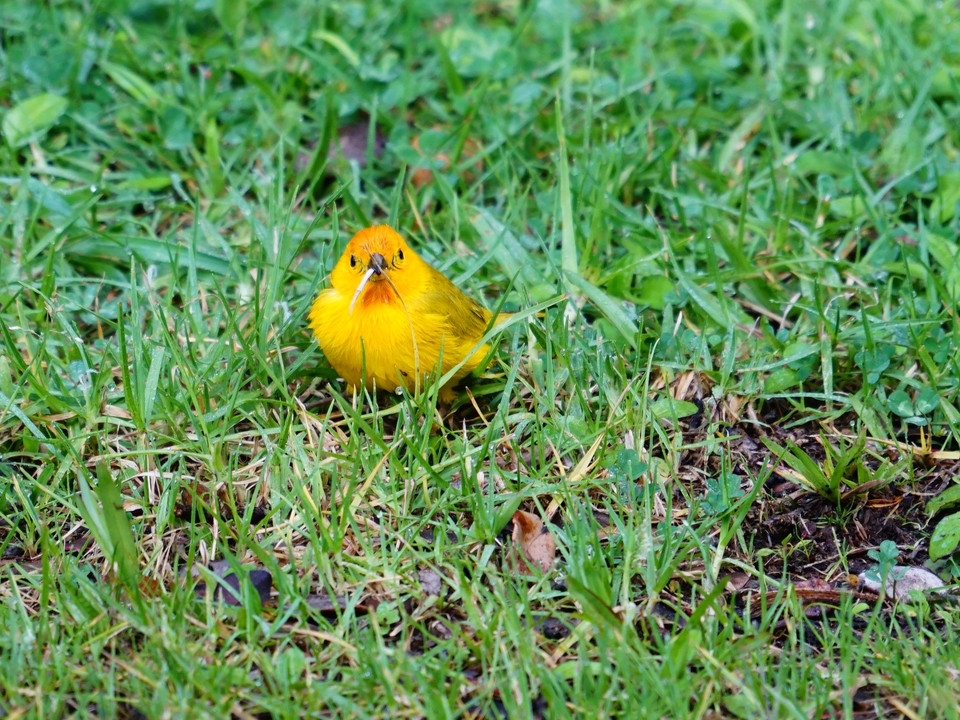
[3,0,960,717]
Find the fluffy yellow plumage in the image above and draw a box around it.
[309,225,503,401]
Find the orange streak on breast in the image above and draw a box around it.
[361,280,395,307]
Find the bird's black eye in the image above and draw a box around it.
[397,249,404,261]
[350,255,357,268]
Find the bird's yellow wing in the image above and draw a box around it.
[410,264,491,343]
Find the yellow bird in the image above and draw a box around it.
[309,225,505,401]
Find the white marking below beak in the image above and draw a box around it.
[349,267,377,315]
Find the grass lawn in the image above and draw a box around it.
[3,0,960,717]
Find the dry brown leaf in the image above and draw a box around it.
[103,404,132,419]
[511,510,556,574]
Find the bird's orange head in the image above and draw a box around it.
[329,225,424,312]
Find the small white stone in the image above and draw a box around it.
[859,565,949,600]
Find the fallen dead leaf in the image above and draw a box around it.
[511,510,557,574]
[103,404,132,419]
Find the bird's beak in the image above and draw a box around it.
[369,252,387,276]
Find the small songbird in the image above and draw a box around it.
[309,225,505,401]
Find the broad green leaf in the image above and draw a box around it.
[915,387,941,415]
[794,150,852,176]
[929,511,960,560]
[2,93,68,147]
[650,398,699,420]
[887,389,915,418]
[607,449,647,482]
[118,175,173,191]
[927,485,960,516]
[214,0,247,36]
[764,367,800,393]
[636,275,674,310]
[829,195,868,219]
